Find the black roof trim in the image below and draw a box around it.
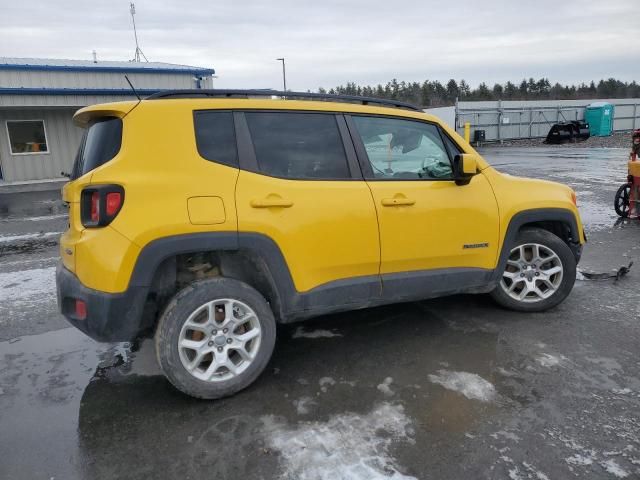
[145,89,422,112]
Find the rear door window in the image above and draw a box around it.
[244,112,350,180]
[72,117,122,179]
[193,111,238,167]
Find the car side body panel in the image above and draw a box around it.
[56,96,586,341]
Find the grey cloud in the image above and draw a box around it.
[0,0,636,90]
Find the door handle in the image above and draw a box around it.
[250,197,294,208]
[381,197,415,207]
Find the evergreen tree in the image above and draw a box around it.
[446,79,459,102]
[320,77,639,105]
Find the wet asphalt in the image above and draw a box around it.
[1,147,639,480]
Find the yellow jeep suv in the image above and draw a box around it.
[56,90,585,399]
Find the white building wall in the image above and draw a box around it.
[0,109,83,182]
[0,59,214,182]
[0,93,139,108]
[0,69,210,90]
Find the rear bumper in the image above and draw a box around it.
[56,262,148,342]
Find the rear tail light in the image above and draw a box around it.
[90,191,100,222]
[105,192,122,216]
[81,185,125,227]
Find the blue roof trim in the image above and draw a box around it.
[0,64,215,75]
[0,87,168,96]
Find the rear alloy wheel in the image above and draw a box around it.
[177,298,262,383]
[490,228,576,312]
[614,183,631,218]
[155,278,276,399]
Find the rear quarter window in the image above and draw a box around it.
[193,111,238,167]
[72,117,122,179]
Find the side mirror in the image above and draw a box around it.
[453,153,478,185]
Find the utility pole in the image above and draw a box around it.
[276,58,287,92]
[130,3,148,62]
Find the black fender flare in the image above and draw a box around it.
[128,232,301,318]
[491,208,582,282]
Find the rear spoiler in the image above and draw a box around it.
[73,101,140,128]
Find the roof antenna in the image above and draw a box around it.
[124,74,141,101]
[129,3,148,62]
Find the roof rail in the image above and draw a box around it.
[145,89,422,112]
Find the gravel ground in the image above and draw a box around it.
[482,131,632,149]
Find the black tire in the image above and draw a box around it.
[490,228,576,312]
[155,277,276,400]
[614,183,631,218]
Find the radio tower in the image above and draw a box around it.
[130,3,148,62]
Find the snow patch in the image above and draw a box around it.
[566,454,594,466]
[612,388,632,395]
[377,377,394,396]
[0,267,56,307]
[497,367,519,378]
[319,377,336,392]
[600,459,629,478]
[536,353,564,368]
[0,231,61,243]
[293,396,316,415]
[292,327,342,339]
[490,430,521,442]
[522,462,549,480]
[508,466,523,480]
[262,403,415,480]
[428,370,495,402]
[22,214,68,222]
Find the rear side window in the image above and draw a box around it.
[194,111,238,167]
[245,112,350,180]
[72,117,122,179]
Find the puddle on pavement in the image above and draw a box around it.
[2,215,639,478]
[480,147,632,233]
[0,299,514,479]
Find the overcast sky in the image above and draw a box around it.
[0,0,636,90]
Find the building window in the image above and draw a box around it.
[6,120,49,155]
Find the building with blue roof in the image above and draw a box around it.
[0,57,215,182]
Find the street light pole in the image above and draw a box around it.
[276,58,287,92]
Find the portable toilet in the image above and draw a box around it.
[585,102,614,136]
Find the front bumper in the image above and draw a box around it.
[56,263,148,342]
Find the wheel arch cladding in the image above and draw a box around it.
[493,208,581,282]
[128,232,298,321]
